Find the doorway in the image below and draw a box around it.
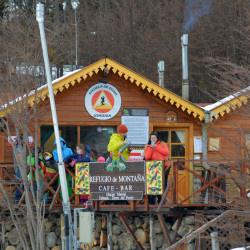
[154,127,190,203]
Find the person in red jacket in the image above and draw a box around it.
[144,131,169,165]
[144,131,170,204]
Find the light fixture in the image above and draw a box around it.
[99,57,109,84]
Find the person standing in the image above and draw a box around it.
[64,144,91,204]
[144,131,170,204]
[53,137,73,200]
[107,124,130,161]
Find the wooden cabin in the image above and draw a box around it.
[0,58,249,209]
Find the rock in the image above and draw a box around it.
[184,216,195,225]
[5,246,16,250]
[153,221,162,234]
[129,224,135,230]
[169,229,175,242]
[134,217,143,228]
[51,246,61,250]
[126,217,133,225]
[51,225,57,232]
[112,225,122,235]
[16,242,23,250]
[112,234,119,245]
[177,224,195,237]
[143,217,149,225]
[92,247,100,250]
[56,237,61,245]
[45,232,57,248]
[7,228,20,245]
[172,219,179,231]
[155,234,164,248]
[101,248,107,250]
[95,217,102,232]
[142,242,151,250]
[5,222,13,231]
[142,223,148,229]
[44,221,53,234]
[135,229,149,245]
[4,242,8,249]
[120,223,127,233]
[188,242,195,250]
[113,245,119,250]
[55,226,61,237]
[118,232,136,250]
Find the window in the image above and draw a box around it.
[41,126,77,153]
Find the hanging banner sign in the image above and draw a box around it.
[85,83,122,120]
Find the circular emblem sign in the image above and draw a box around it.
[85,83,122,120]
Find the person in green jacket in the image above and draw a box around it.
[107,124,131,171]
[27,147,47,203]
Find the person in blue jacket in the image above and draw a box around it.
[53,137,73,162]
[53,137,73,200]
[64,144,92,204]
[64,144,92,166]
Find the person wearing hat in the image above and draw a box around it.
[107,124,131,161]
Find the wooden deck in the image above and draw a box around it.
[0,160,248,213]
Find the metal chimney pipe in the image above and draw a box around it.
[158,61,165,87]
[181,34,189,100]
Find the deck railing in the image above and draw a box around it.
[0,159,248,211]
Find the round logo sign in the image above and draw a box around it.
[85,83,122,120]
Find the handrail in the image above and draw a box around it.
[0,160,247,211]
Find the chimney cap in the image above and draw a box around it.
[181,34,188,46]
[158,61,165,73]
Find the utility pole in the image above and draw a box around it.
[36,3,73,250]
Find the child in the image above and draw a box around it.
[43,151,58,201]
[65,144,91,204]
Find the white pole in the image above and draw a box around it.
[75,8,78,68]
[210,232,220,250]
[36,3,73,250]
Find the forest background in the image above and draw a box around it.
[0,0,249,103]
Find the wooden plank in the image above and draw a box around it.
[119,215,144,250]
[156,176,173,212]
[172,210,184,244]
[157,214,171,246]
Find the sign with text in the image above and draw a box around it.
[121,108,149,146]
[89,161,145,200]
[85,83,122,120]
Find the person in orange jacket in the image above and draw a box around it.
[144,131,169,165]
[144,131,170,205]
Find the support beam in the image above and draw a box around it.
[156,176,173,212]
[107,212,113,250]
[150,215,155,250]
[157,214,171,246]
[172,209,184,244]
[119,215,144,250]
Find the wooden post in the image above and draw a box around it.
[241,162,247,198]
[150,215,156,250]
[119,215,143,250]
[60,214,65,244]
[157,214,171,246]
[107,212,113,250]
[210,232,220,250]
